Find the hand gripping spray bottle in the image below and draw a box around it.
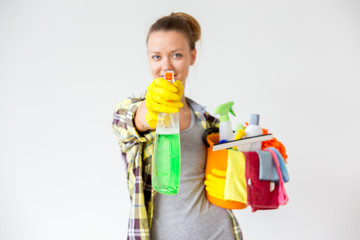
[152,71,181,195]
[214,101,236,142]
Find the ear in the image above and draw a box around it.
[190,49,197,66]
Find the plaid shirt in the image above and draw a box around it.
[112,95,243,240]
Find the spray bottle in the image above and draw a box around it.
[233,123,245,151]
[214,101,236,142]
[152,71,181,195]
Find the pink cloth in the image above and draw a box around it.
[264,148,289,205]
[243,152,279,212]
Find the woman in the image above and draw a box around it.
[112,12,243,240]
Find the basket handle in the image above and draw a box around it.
[202,127,219,148]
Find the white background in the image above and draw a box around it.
[1,0,359,239]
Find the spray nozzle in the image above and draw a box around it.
[165,70,175,83]
[214,101,236,122]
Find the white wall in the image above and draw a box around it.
[1,0,359,239]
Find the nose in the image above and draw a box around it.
[161,56,174,71]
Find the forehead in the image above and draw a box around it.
[147,30,190,51]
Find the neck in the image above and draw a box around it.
[178,96,192,130]
[180,95,190,112]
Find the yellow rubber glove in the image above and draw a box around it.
[204,169,227,200]
[145,78,184,129]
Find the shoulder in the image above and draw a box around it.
[186,97,219,129]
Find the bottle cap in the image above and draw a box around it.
[250,114,260,125]
[214,101,236,122]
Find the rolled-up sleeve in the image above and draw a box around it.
[112,97,154,200]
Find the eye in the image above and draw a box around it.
[173,53,182,59]
[152,55,161,60]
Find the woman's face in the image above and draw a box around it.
[147,30,196,87]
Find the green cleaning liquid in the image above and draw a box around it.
[152,70,181,195]
[152,133,181,195]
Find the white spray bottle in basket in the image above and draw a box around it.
[245,114,263,151]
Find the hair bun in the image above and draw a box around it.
[147,12,201,50]
[170,12,201,42]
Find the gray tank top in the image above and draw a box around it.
[150,111,235,240]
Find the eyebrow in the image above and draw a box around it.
[171,48,185,52]
[148,48,185,54]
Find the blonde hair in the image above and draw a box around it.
[147,12,201,50]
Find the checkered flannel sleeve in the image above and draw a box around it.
[112,97,154,240]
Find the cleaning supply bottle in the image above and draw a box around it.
[234,123,245,140]
[245,114,263,151]
[152,71,181,195]
[233,123,245,151]
[214,101,236,142]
